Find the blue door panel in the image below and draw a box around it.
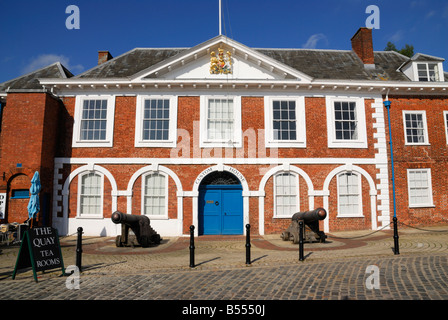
[222,190,243,234]
[199,189,221,235]
[199,186,243,235]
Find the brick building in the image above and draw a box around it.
[1,28,447,237]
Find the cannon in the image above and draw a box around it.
[111,211,162,248]
[281,208,327,244]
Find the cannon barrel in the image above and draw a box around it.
[292,208,327,223]
[111,211,149,225]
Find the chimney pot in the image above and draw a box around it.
[351,28,375,66]
[98,51,113,65]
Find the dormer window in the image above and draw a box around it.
[398,53,445,82]
[417,63,439,82]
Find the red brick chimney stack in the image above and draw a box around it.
[351,28,375,67]
[98,51,113,65]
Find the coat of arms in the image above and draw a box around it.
[210,48,232,74]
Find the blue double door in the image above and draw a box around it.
[199,185,243,235]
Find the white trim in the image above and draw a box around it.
[264,96,306,148]
[444,111,448,145]
[141,172,169,220]
[135,95,178,147]
[325,96,368,148]
[72,95,116,148]
[402,110,430,146]
[77,171,104,219]
[407,168,434,208]
[199,95,242,148]
[336,171,363,218]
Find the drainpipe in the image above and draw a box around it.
[383,91,399,255]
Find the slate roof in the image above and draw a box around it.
[0,62,73,92]
[73,46,414,82]
[256,49,410,81]
[1,43,446,92]
[74,48,186,79]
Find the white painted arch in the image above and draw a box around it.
[126,164,184,236]
[322,164,378,233]
[258,164,314,235]
[192,164,250,236]
[60,164,118,236]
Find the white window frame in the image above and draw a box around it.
[77,171,104,219]
[326,96,367,148]
[402,110,430,146]
[199,95,242,148]
[72,95,115,147]
[135,95,178,147]
[336,172,363,218]
[264,96,306,148]
[407,168,434,208]
[414,62,444,82]
[273,172,299,218]
[443,111,448,145]
[141,172,169,220]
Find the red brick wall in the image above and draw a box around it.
[385,96,448,226]
[0,93,60,225]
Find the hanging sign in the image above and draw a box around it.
[12,227,65,282]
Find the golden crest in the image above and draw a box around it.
[210,48,232,74]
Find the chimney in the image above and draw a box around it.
[98,51,113,65]
[351,28,375,68]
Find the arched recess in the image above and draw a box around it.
[258,164,314,235]
[58,164,118,235]
[126,164,184,235]
[192,165,250,236]
[322,164,378,233]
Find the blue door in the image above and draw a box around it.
[199,185,243,235]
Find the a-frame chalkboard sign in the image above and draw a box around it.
[12,227,65,282]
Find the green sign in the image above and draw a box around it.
[12,227,65,282]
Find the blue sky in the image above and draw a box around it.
[1,0,447,83]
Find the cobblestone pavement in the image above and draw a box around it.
[1,226,448,307]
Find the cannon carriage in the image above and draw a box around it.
[111,211,162,248]
[281,208,327,244]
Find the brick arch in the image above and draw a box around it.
[6,172,32,223]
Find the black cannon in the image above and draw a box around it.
[111,211,162,248]
[281,208,327,243]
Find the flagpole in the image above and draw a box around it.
[219,0,222,35]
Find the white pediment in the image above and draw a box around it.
[132,36,312,83]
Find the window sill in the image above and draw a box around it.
[336,214,365,218]
[73,141,113,148]
[409,205,435,209]
[76,216,104,219]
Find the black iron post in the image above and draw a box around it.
[298,220,304,261]
[189,225,195,268]
[76,227,83,272]
[393,217,400,255]
[245,224,251,265]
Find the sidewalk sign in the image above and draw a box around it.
[12,227,65,282]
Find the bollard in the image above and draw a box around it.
[245,224,251,265]
[393,217,400,255]
[298,220,304,261]
[189,225,195,268]
[76,227,83,272]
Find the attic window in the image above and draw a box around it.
[417,63,439,82]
